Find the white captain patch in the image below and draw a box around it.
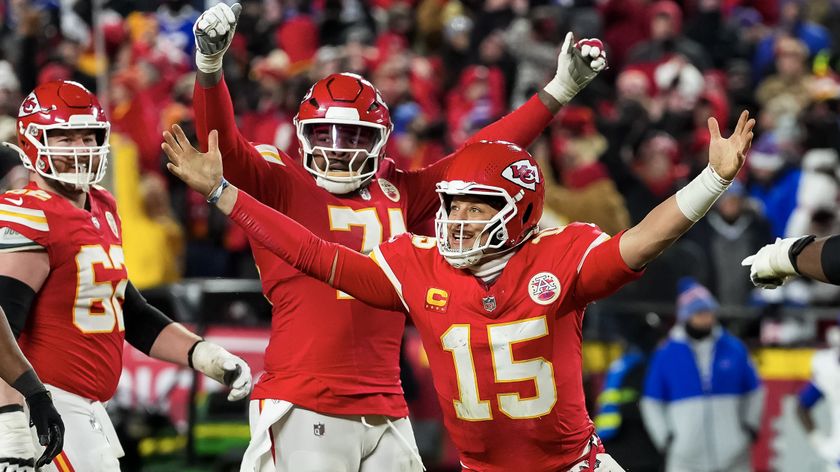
[0,227,42,252]
[528,272,561,305]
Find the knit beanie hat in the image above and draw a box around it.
[677,277,718,323]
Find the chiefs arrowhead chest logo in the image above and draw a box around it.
[502,159,540,191]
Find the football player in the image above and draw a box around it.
[743,234,840,288]
[191,3,607,471]
[163,107,755,471]
[0,80,253,471]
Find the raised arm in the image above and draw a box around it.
[468,33,607,148]
[192,2,286,203]
[405,34,608,227]
[619,111,755,269]
[162,125,404,312]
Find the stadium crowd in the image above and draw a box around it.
[0,0,837,304]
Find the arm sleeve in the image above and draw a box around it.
[0,307,33,387]
[0,275,36,338]
[230,190,404,311]
[573,230,645,305]
[122,281,175,355]
[403,94,556,226]
[798,382,823,409]
[640,352,672,452]
[193,77,288,207]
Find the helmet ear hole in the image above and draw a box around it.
[521,203,533,226]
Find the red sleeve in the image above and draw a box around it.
[229,190,404,311]
[465,94,554,147]
[194,77,287,208]
[402,94,555,226]
[572,230,644,305]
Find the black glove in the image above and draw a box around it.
[24,391,64,468]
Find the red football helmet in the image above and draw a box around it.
[294,73,392,194]
[435,140,545,268]
[6,80,109,191]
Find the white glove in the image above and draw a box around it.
[190,341,253,401]
[193,2,242,73]
[741,237,800,289]
[0,410,37,471]
[543,32,608,105]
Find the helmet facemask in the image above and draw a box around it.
[434,180,520,269]
[10,117,110,193]
[297,119,389,194]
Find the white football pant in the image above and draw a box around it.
[30,385,123,472]
[242,399,423,472]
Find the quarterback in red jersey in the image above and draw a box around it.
[164,106,754,471]
[191,2,607,470]
[0,80,253,471]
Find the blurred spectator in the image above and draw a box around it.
[626,1,712,71]
[594,313,665,472]
[753,0,832,82]
[684,0,748,69]
[540,106,631,235]
[747,133,802,238]
[112,132,184,289]
[601,0,650,72]
[641,278,765,472]
[155,0,199,62]
[445,65,505,148]
[440,15,473,92]
[627,132,686,221]
[797,320,840,469]
[503,7,559,107]
[785,148,840,238]
[685,180,773,305]
[755,36,815,110]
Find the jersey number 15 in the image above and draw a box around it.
[442,316,557,421]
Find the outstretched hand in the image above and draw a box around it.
[708,110,755,181]
[162,125,223,198]
[543,32,608,105]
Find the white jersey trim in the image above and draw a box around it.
[255,144,285,166]
[371,246,409,312]
[576,232,610,274]
[0,203,48,232]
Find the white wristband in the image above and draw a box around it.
[675,165,731,222]
[196,52,224,74]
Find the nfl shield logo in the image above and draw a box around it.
[482,296,496,312]
[314,423,325,437]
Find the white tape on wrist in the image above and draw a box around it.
[196,52,223,74]
[675,165,731,222]
[543,77,575,105]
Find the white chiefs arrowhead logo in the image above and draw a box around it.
[18,91,54,118]
[501,159,540,191]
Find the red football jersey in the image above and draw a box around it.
[194,78,554,417]
[372,225,643,471]
[0,183,127,402]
